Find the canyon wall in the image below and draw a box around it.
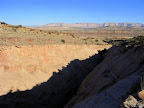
[0,45,111,95]
[41,23,144,28]
[65,45,144,108]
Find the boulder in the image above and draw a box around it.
[123,95,138,108]
[72,75,140,108]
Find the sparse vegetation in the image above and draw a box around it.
[0,22,7,25]
[95,39,98,42]
[18,25,22,27]
[12,27,17,32]
[4,22,142,45]
[61,39,65,43]
[14,25,23,28]
[104,36,144,46]
[71,34,75,38]
[119,36,144,46]
[2,23,109,45]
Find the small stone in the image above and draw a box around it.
[137,100,144,108]
[138,90,144,100]
[123,95,138,108]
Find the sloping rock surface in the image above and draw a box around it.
[65,45,144,108]
[73,75,140,108]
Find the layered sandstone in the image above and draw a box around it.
[39,23,144,28]
[0,45,111,95]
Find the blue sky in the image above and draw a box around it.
[0,0,144,26]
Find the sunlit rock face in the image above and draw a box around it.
[0,45,111,95]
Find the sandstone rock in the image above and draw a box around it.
[137,101,144,108]
[124,96,144,108]
[138,90,144,100]
[41,23,144,28]
[123,95,138,108]
[0,50,107,108]
[72,75,140,108]
[0,45,111,95]
[65,46,144,107]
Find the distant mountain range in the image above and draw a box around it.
[39,23,144,28]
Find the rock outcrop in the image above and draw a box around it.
[123,95,138,108]
[72,75,140,108]
[123,95,144,108]
[65,44,144,108]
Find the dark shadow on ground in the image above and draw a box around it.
[0,49,107,107]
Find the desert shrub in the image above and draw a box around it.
[83,38,87,41]
[12,27,16,32]
[104,36,144,46]
[18,25,22,27]
[95,39,98,42]
[71,34,75,38]
[48,31,52,34]
[0,22,7,25]
[57,33,60,35]
[29,29,34,31]
[61,39,65,43]
[98,48,107,56]
[119,36,144,46]
[14,25,22,28]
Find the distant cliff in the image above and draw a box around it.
[39,23,144,28]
